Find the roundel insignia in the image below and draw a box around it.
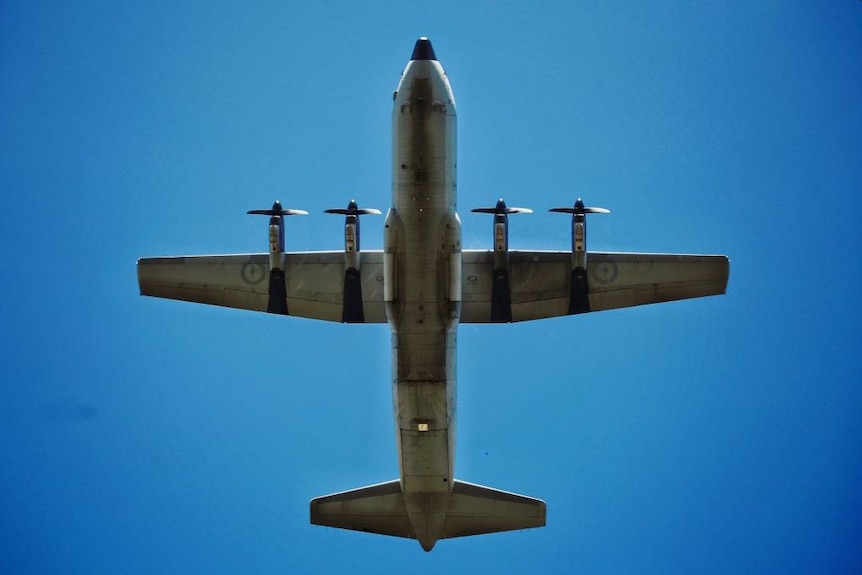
[591,258,618,285]
[241,261,267,285]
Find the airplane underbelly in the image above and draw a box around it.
[390,227,458,493]
[387,59,459,494]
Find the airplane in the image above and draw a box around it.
[137,37,729,551]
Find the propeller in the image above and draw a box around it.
[246,200,307,316]
[324,200,380,323]
[247,200,308,217]
[472,198,532,215]
[472,198,530,323]
[324,199,380,260]
[324,199,381,216]
[472,197,530,258]
[550,199,608,316]
[549,198,609,215]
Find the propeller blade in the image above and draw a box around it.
[248,209,309,216]
[549,198,610,215]
[471,198,532,214]
[324,200,381,216]
[549,207,610,214]
[472,207,533,214]
[248,200,308,216]
[324,208,382,215]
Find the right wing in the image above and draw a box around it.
[137,251,386,323]
[461,250,729,323]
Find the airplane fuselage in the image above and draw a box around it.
[385,45,461,496]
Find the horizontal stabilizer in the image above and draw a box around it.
[310,479,546,550]
[445,480,547,538]
[310,480,411,538]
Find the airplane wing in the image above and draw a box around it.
[461,250,729,323]
[137,251,387,323]
[139,250,728,324]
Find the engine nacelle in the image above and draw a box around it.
[549,198,610,314]
[249,200,309,271]
[472,198,532,271]
[268,220,283,271]
[325,200,381,271]
[549,198,610,272]
[248,200,308,315]
[325,200,381,322]
[472,198,532,322]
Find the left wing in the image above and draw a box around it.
[461,250,729,323]
[137,251,386,323]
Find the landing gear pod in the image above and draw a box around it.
[549,198,610,314]
[248,200,308,315]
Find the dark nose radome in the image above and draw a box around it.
[411,37,437,61]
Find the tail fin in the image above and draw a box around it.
[310,479,546,551]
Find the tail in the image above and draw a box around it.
[310,479,546,551]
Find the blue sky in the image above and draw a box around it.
[2,1,861,573]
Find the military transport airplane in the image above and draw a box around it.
[137,37,729,551]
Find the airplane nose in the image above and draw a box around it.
[411,37,437,61]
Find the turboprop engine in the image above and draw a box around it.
[248,200,308,315]
[325,200,380,323]
[472,198,532,322]
[549,198,610,314]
